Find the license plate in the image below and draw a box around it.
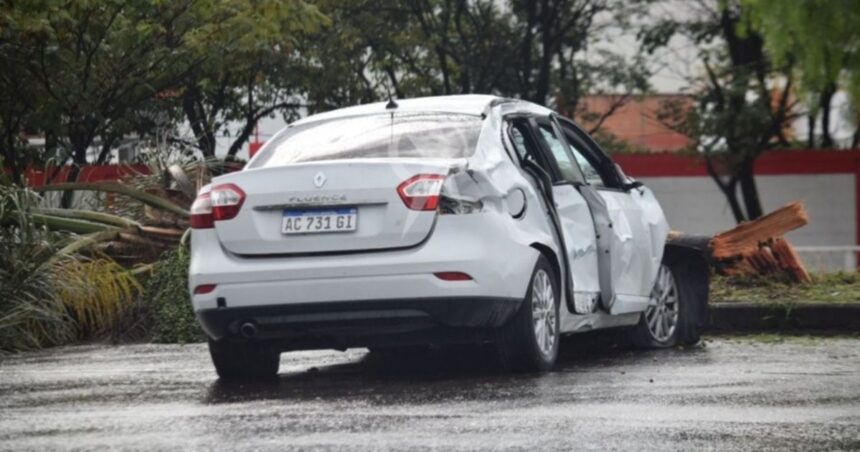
[282,207,357,234]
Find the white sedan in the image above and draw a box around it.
[188,95,708,381]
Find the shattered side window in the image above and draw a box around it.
[569,145,605,187]
[509,124,528,161]
[537,125,580,183]
[248,113,483,168]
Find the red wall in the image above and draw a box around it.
[614,149,860,177]
[19,165,150,187]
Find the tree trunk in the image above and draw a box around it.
[2,133,21,186]
[1,118,23,185]
[60,165,80,208]
[96,135,118,164]
[724,183,747,223]
[807,114,816,148]
[63,126,94,208]
[705,157,746,223]
[738,158,763,220]
[820,83,836,148]
[182,87,217,159]
[518,1,536,99]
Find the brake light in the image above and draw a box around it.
[210,183,245,221]
[190,192,213,229]
[190,183,245,229]
[397,174,445,211]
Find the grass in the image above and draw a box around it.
[711,272,860,305]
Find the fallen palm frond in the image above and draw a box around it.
[53,257,142,335]
[34,182,189,217]
[0,160,219,350]
[31,213,118,234]
[0,186,74,351]
[34,208,142,228]
[0,185,146,351]
[0,226,77,352]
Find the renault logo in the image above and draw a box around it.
[313,172,326,188]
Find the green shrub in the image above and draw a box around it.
[144,248,205,343]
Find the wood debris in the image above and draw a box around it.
[709,202,812,283]
[710,202,808,259]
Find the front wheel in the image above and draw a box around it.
[630,259,701,348]
[496,255,560,372]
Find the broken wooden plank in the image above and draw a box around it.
[771,237,812,283]
[710,202,809,259]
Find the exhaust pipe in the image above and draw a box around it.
[239,321,258,339]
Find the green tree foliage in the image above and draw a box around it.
[0,0,199,166]
[0,0,325,178]
[300,0,649,115]
[177,0,326,159]
[1,0,648,177]
[644,0,795,222]
[743,0,860,148]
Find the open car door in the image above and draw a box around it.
[506,116,607,314]
[555,116,670,314]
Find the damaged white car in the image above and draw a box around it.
[189,95,708,380]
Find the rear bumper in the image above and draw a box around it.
[189,214,539,310]
[198,297,521,348]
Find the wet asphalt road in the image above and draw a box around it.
[1,336,859,451]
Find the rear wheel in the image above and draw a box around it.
[208,339,280,382]
[630,260,697,348]
[496,255,560,372]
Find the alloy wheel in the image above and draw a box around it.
[531,269,557,356]
[645,264,679,342]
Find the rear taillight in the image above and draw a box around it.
[190,192,213,229]
[397,174,445,211]
[190,183,245,229]
[210,183,245,221]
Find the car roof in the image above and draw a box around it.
[291,94,542,126]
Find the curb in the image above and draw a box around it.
[707,302,860,332]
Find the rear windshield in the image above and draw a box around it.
[248,113,483,168]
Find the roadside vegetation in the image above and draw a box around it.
[711,273,860,305]
[0,161,209,352]
[144,249,204,344]
[0,184,140,351]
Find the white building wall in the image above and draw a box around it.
[640,174,857,271]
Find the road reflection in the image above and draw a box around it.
[203,329,675,405]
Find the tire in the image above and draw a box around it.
[630,256,702,349]
[496,255,560,372]
[208,339,280,382]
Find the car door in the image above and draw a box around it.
[506,116,604,314]
[556,116,669,313]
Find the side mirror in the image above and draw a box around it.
[622,180,644,191]
[615,163,643,191]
